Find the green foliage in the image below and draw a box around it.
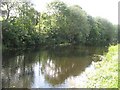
[86,16,117,46]
[38,1,90,45]
[67,5,90,44]
[95,17,117,45]
[2,2,42,48]
[2,0,118,48]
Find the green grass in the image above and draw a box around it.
[84,44,118,88]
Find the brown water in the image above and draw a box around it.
[2,45,108,88]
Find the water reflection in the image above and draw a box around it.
[2,45,107,88]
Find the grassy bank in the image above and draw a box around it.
[68,44,119,88]
[87,45,118,88]
[85,44,118,88]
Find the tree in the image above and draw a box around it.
[95,17,116,45]
[2,0,117,48]
[1,0,19,20]
[2,1,41,47]
[45,0,70,44]
[86,15,100,45]
[67,5,90,44]
[42,1,90,45]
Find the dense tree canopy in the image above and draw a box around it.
[2,0,118,48]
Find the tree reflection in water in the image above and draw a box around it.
[2,46,107,88]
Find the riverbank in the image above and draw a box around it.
[68,44,119,88]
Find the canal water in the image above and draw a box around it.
[2,45,108,88]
